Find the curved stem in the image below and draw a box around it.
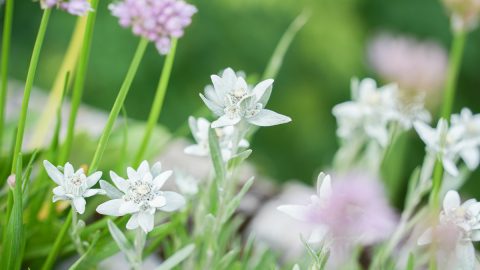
[133,39,177,167]
[11,8,51,173]
[88,38,149,174]
[0,0,14,154]
[58,0,100,164]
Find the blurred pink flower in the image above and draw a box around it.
[109,0,197,54]
[279,172,397,266]
[40,0,92,16]
[368,33,448,95]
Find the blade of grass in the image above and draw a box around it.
[41,210,73,270]
[58,0,100,164]
[133,38,177,166]
[0,0,14,154]
[88,38,149,173]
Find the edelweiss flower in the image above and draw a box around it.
[418,190,480,269]
[200,68,291,128]
[109,0,197,54]
[40,0,92,16]
[333,78,398,147]
[43,160,104,214]
[414,113,480,176]
[96,161,185,233]
[443,0,480,32]
[184,116,249,160]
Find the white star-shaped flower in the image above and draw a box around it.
[414,115,480,176]
[184,116,249,160]
[418,190,480,268]
[96,161,185,233]
[450,108,480,170]
[200,68,291,128]
[277,173,332,244]
[43,160,105,214]
[333,78,400,147]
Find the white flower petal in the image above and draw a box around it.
[119,201,140,215]
[251,79,273,103]
[317,173,332,202]
[417,228,433,245]
[443,158,459,176]
[110,171,129,193]
[64,162,74,177]
[308,226,329,244]
[138,212,154,233]
[153,171,172,189]
[127,167,138,181]
[211,115,241,128]
[414,121,437,147]
[83,189,105,197]
[43,160,64,185]
[159,191,185,212]
[126,214,139,230]
[53,186,66,196]
[137,161,150,178]
[151,162,162,178]
[96,199,124,216]
[460,148,480,171]
[86,171,102,188]
[200,93,224,116]
[277,204,310,222]
[455,242,475,270]
[247,109,291,127]
[149,196,167,208]
[470,230,480,241]
[443,190,461,212]
[73,197,86,214]
[53,195,68,203]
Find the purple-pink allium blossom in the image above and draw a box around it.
[40,0,92,16]
[109,0,197,54]
[368,33,448,96]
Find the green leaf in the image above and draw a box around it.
[221,177,254,224]
[107,219,134,259]
[208,127,226,186]
[227,149,252,171]
[155,244,195,270]
[100,180,123,199]
[1,155,24,270]
[216,247,240,270]
[68,231,101,270]
[405,253,415,270]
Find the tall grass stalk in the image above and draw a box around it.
[58,0,100,164]
[0,0,14,154]
[11,8,51,173]
[89,38,149,173]
[133,38,177,166]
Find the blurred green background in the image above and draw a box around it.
[3,0,480,200]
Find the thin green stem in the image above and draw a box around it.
[133,229,147,270]
[11,9,51,173]
[429,162,444,208]
[133,39,177,166]
[0,0,14,154]
[88,38,149,174]
[70,209,86,254]
[58,0,100,164]
[441,30,466,119]
[41,210,73,270]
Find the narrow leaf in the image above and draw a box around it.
[221,177,254,224]
[155,244,195,270]
[227,149,252,170]
[100,180,123,199]
[208,127,226,186]
[107,219,134,258]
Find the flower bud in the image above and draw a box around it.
[7,174,16,189]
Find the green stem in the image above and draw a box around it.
[58,0,100,164]
[41,210,73,270]
[133,39,177,167]
[0,0,14,154]
[429,161,444,208]
[133,228,146,269]
[70,209,86,254]
[88,38,149,174]
[441,30,466,119]
[11,9,51,173]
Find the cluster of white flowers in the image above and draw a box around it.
[414,108,480,176]
[333,78,430,148]
[418,190,480,268]
[44,160,185,233]
[184,116,249,161]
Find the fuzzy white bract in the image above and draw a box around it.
[184,116,249,161]
[333,78,430,148]
[96,161,185,233]
[200,68,291,128]
[414,110,480,176]
[418,190,480,269]
[43,160,104,214]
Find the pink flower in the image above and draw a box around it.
[368,33,448,95]
[109,0,197,55]
[40,0,92,16]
